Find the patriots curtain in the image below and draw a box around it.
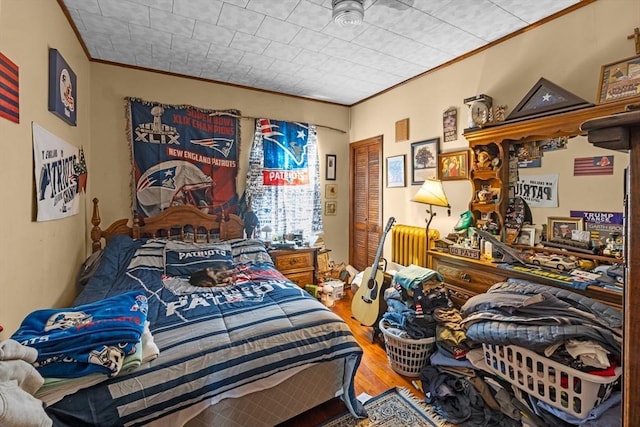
[127,98,239,218]
[245,119,322,241]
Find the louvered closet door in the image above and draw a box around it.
[349,136,382,272]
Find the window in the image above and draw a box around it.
[244,119,322,242]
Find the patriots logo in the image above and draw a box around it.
[259,119,308,166]
[137,166,177,191]
[190,138,234,157]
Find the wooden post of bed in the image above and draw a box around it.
[91,198,103,253]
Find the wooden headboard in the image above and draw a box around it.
[90,198,244,252]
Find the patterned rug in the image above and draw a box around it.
[319,387,454,427]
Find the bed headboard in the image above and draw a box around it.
[90,198,244,252]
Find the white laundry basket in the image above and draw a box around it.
[379,319,435,377]
[482,343,621,419]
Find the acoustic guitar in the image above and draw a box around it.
[351,217,396,327]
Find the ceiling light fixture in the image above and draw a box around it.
[332,0,364,26]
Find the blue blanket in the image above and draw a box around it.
[44,235,364,426]
[12,291,147,378]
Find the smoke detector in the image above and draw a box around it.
[332,0,364,26]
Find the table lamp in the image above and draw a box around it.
[412,178,450,264]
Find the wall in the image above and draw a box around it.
[88,63,350,259]
[349,0,637,261]
[0,0,91,336]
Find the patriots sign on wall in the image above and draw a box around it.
[127,98,239,218]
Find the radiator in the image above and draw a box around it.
[391,225,442,267]
[391,224,427,267]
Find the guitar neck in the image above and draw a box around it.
[369,217,395,272]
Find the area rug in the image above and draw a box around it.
[319,387,454,427]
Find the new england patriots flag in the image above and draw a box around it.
[127,98,240,218]
[259,119,310,186]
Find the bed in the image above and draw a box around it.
[36,199,365,426]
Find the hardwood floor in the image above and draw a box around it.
[277,287,423,426]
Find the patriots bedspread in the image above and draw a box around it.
[45,236,365,426]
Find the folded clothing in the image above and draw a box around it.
[11,291,148,378]
[394,264,444,291]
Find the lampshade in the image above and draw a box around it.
[412,178,450,208]
[332,0,364,26]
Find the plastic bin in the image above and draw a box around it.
[325,280,344,300]
[482,343,621,419]
[379,319,435,377]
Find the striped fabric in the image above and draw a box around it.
[0,52,19,123]
[573,155,614,176]
[47,236,364,426]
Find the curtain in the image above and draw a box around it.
[245,119,323,242]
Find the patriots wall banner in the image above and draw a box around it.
[245,119,323,241]
[32,122,81,221]
[127,98,240,218]
[259,118,309,186]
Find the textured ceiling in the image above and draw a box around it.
[60,0,583,106]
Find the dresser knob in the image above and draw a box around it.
[460,273,471,282]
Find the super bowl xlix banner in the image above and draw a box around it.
[32,122,81,221]
[127,98,239,218]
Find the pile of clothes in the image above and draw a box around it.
[382,264,449,340]
[417,278,622,427]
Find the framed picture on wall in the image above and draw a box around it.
[325,201,337,216]
[386,155,405,188]
[325,183,337,199]
[48,48,77,126]
[438,150,469,181]
[411,138,439,185]
[326,154,336,180]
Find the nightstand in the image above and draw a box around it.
[269,247,318,287]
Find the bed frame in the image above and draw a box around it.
[90,197,244,252]
[86,197,346,426]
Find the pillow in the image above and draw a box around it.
[227,238,273,265]
[164,241,233,277]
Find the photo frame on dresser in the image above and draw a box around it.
[410,138,439,185]
[597,55,640,104]
[547,216,584,241]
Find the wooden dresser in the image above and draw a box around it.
[430,250,622,310]
[269,247,318,287]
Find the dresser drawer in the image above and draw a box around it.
[274,251,314,270]
[269,248,317,286]
[284,271,315,287]
[432,255,507,296]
